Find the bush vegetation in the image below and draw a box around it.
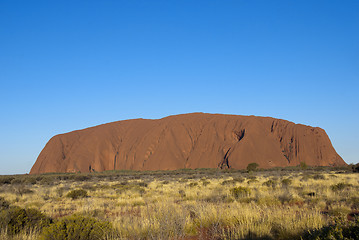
[66,189,88,200]
[0,206,51,235]
[302,219,359,240]
[230,186,251,199]
[0,166,357,239]
[40,215,114,240]
[246,162,259,172]
[330,182,352,192]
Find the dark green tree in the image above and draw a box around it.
[246,162,259,172]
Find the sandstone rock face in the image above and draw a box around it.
[30,113,345,174]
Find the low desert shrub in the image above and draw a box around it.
[188,182,198,187]
[278,192,294,204]
[13,185,34,196]
[281,178,292,186]
[327,207,351,218]
[330,182,352,192]
[221,179,235,185]
[350,197,359,210]
[114,184,146,195]
[10,177,25,185]
[66,189,88,200]
[300,162,308,170]
[0,197,10,210]
[302,219,359,240]
[40,215,114,240]
[179,189,186,198]
[351,163,359,173]
[312,174,326,180]
[247,163,259,172]
[263,179,277,188]
[24,176,38,185]
[136,181,148,187]
[233,177,245,183]
[230,186,251,199]
[246,176,258,185]
[0,176,15,185]
[202,180,210,186]
[0,206,51,235]
[39,176,56,185]
[73,175,91,182]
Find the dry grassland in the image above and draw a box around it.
[0,167,358,239]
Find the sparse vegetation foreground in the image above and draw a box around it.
[0,165,358,239]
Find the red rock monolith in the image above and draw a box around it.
[30,113,345,174]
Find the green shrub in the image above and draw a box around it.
[281,178,292,186]
[0,197,10,210]
[114,184,146,195]
[39,176,56,185]
[233,177,245,183]
[11,177,25,185]
[202,180,210,186]
[24,176,37,185]
[302,219,359,240]
[330,182,352,192]
[262,179,277,188]
[188,182,198,187]
[0,206,51,235]
[137,181,148,187]
[66,189,88,200]
[278,193,294,204]
[14,185,34,196]
[179,178,188,183]
[351,163,359,173]
[247,179,258,185]
[40,215,114,240]
[179,189,186,198]
[300,162,308,170]
[73,175,91,182]
[247,163,259,172]
[0,176,15,185]
[312,174,326,180]
[221,179,235,185]
[204,194,227,203]
[230,186,251,199]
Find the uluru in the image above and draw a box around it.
[30,113,346,174]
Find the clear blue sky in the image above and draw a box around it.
[0,0,358,174]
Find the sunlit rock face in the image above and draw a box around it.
[30,113,346,174]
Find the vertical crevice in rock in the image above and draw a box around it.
[218,148,231,169]
[114,152,118,170]
[271,121,275,132]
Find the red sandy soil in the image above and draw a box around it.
[30,113,346,174]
